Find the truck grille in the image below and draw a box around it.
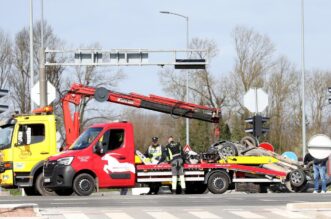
[43,160,57,177]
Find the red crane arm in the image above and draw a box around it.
[62,83,220,148]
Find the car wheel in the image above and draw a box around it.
[289,169,306,188]
[73,173,95,196]
[218,142,238,157]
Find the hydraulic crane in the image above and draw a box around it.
[62,83,220,148]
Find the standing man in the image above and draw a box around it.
[313,156,328,194]
[166,136,186,194]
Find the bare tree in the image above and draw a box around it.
[267,56,299,152]
[9,28,31,113]
[0,29,12,89]
[159,38,227,147]
[306,70,331,134]
[225,26,276,141]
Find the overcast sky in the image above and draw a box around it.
[1,0,331,96]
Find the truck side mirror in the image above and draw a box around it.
[94,142,106,155]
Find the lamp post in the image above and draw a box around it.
[29,0,34,112]
[160,11,190,146]
[301,0,306,158]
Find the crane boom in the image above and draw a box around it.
[62,83,220,148]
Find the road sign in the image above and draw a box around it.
[0,89,9,114]
[307,134,331,159]
[31,81,56,106]
[244,88,268,113]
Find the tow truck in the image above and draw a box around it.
[0,83,219,195]
[42,84,308,196]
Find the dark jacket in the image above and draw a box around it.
[313,157,328,166]
[165,141,183,161]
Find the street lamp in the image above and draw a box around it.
[301,0,306,158]
[29,0,34,112]
[160,11,190,146]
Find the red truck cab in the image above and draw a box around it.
[43,122,136,196]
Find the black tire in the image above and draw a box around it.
[240,136,258,147]
[73,173,95,196]
[24,187,38,196]
[54,189,74,196]
[35,173,55,196]
[208,171,230,194]
[289,169,306,188]
[218,142,238,157]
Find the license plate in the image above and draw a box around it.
[44,178,51,183]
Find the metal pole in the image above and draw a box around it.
[29,0,34,112]
[160,11,190,146]
[301,0,306,158]
[39,0,47,107]
[185,16,190,146]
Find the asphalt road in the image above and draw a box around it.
[2,192,331,218]
[1,192,330,208]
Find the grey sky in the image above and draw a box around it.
[1,0,330,96]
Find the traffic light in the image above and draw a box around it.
[245,115,269,138]
[328,87,331,104]
[0,89,9,114]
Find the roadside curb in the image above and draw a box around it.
[287,202,331,211]
[0,203,45,218]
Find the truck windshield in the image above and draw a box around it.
[0,125,14,150]
[70,127,103,150]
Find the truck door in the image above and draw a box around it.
[12,123,49,173]
[93,128,135,187]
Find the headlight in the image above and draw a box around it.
[57,157,74,165]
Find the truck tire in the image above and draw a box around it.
[73,173,95,196]
[35,173,55,196]
[54,189,74,196]
[208,171,230,194]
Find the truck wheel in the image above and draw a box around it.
[208,172,230,194]
[73,173,95,196]
[35,173,55,196]
[289,169,306,188]
[54,189,74,196]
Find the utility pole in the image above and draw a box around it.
[39,0,47,107]
[301,0,306,158]
[29,0,34,112]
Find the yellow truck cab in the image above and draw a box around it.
[0,114,57,195]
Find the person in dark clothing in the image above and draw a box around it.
[165,136,186,194]
[313,157,328,193]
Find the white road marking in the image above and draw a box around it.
[319,211,331,218]
[105,212,135,219]
[63,213,90,219]
[265,208,309,218]
[146,211,179,219]
[229,211,265,218]
[188,211,221,218]
[50,202,88,205]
